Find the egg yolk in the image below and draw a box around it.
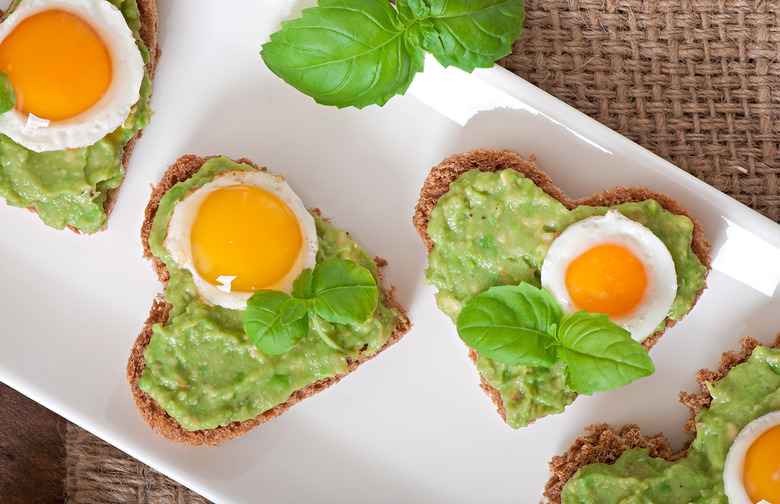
[0,9,112,121]
[565,243,648,317]
[743,423,780,503]
[190,185,303,293]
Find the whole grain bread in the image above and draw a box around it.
[543,333,780,504]
[412,149,712,425]
[1,0,162,233]
[127,154,412,446]
[107,0,161,227]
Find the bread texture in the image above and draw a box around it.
[543,333,780,504]
[128,154,412,446]
[1,0,161,233]
[412,149,712,425]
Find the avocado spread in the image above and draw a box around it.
[561,346,780,503]
[138,157,401,431]
[0,0,153,233]
[425,169,707,428]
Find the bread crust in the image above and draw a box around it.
[128,155,412,446]
[3,0,161,233]
[412,149,712,425]
[543,333,780,504]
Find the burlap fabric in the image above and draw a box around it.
[64,0,780,501]
[501,0,780,223]
[65,423,212,503]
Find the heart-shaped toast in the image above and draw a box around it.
[545,334,780,504]
[128,155,411,445]
[413,149,711,428]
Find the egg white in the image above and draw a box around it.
[723,410,780,504]
[0,0,144,152]
[164,170,319,311]
[540,210,678,341]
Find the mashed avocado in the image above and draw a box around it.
[0,0,153,233]
[561,346,780,503]
[138,157,401,431]
[425,169,708,428]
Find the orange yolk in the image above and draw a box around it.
[743,424,780,503]
[565,243,648,317]
[190,185,303,293]
[0,9,112,121]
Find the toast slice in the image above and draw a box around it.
[0,0,161,233]
[413,149,711,426]
[128,155,411,446]
[104,0,162,230]
[543,334,780,504]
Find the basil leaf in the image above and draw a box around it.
[280,297,309,325]
[244,291,308,355]
[260,0,425,108]
[310,257,378,324]
[0,72,16,114]
[407,0,526,72]
[310,313,354,355]
[456,284,561,367]
[556,311,655,395]
[292,268,313,299]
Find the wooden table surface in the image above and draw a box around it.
[0,382,66,504]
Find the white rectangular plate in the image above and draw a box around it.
[1,1,779,503]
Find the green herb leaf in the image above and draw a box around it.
[456,282,656,396]
[261,0,525,108]
[556,311,655,395]
[405,0,526,72]
[456,283,561,366]
[260,0,425,109]
[280,297,309,325]
[311,257,378,324]
[244,291,308,355]
[0,71,16,114]
[310,313,354,355]
[292,268,313,299]
[243,257,379,356]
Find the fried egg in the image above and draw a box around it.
[164,170,319,310]
[541,210,677,341]
[724,410,780,504]
[0,0,144,152]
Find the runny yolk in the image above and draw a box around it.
[190,185,303,293]
[565,243,647,318]
[0,9,112,121]
[743,424,780,503]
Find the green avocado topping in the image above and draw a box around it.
[138,157,401,432]
[0,0,153,233]
[561,346,780,503]
[425,169,708,428]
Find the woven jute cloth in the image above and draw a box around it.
[64,0,780,502]
[500,0,780,223]
[65,423,212,504]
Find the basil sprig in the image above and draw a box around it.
[0,71,16,114]
[260,0,526,108]
[244,257,378,355]
[456,283,655,395]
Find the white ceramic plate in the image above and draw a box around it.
[1,1,779,503]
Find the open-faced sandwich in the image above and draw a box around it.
[0,0,159,233]
[413,149,711,428]
[128,155,411,445]
[545,334,780,504]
